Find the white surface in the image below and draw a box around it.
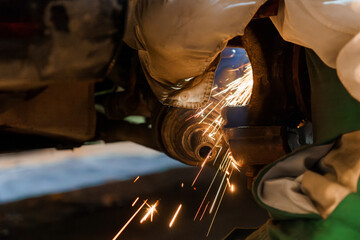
[0,142,186,203]
[271,0,360,101]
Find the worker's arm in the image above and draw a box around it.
[270,0,360,102]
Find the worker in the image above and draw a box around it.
[123,0,360,239]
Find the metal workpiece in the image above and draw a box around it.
[0,81,96,142]
[96,116,159,152]
[154,106,228,166]
[223,118,288,189]
[222,19,311,181]
[224,126,286,166]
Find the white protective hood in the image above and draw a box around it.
[124,0,266,108]
[124,0,360,107]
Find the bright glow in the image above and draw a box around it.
[132,197,139,207]
[200,201,210,221]
[140,200,159,223]
[169,204,182,228]
[112,200,147,240]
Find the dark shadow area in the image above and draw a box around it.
[0,167,268,240]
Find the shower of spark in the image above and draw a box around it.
[115,62,253,238]
[190,63,252,235]
[199,201,210,221]
[199,63,253,138]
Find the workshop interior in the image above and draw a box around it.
[0,0,359,240]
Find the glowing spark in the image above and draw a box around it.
[132,197,139,207]
[140,200,159,223]
[207,183,228,237]
[200,201,210,221]
[209,170,227,214]
[112,200,147,240]
[226,177,231,188]
[231,161,241,172]
[197,63,253,235]
[133,176,140,183]
[218,151,230,171]
[192,152,212,186]
[199,99,224,124]
[169,204,182,228]
[186,102,213,121]
[193,169,220,221]
[209,158,232,214]
[117,59,253,239]
[212,146,223,166]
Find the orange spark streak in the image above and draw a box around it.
[132,197,139,207]
[231,161,241,172]
[193,63,252,236]
[140,200,159,223]
[169,204,182,228]
[186,102,213,121]
[209,159,231,214]
[191,152,212,187]
[192,136,223,188]
[200,201,210,221]
[133,176,140,183]
[193,165,222,221]
[112,200,147,240]
[226,177,231,188]
[207,183,228,237]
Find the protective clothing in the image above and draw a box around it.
[124,1,360,239]
[271,0,360,105]
[124,0,266,108]
[124,0,360,107]
[248,50,360,240]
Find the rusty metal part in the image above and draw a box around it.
[223,19,310,180]
[223,19,307,128]
[152,105,228,166]
[0,82,96,142]
[101,91,152,120]
[97,116,160,151]
[224,126,286,166]
[240,19,290,126]
[100,51,155,120]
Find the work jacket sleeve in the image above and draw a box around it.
[270,0,360,103]
[123,0,266,109]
